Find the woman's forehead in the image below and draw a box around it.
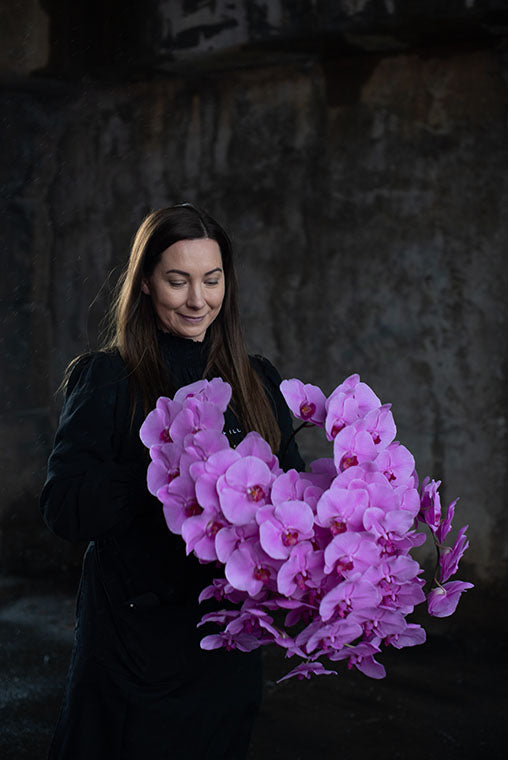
[158,239,223,273]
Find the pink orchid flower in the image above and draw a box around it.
[198,578,246,604]
[419,477,442,531]
[325,393,363,441]
[280,379,326,426]
[362,405,396,450]
[299,618,363,655]
[439,526,470,583]
[159,475,202,536]
[364,555,422,588]
[225,605,279,642]
[333,424,378,472]
[325,373,381,414]
[139,396,182,446]
[362,506,415,541]
[173,377,232,412]
[170,398,224,443]
[259,500,315,560]
[436,498,458,544]
[200,631,260,652]
[385,623,426,649]
[236,431,281,473]
[305,458,337,490]
[276,541,324,596]
[375,442,416,487]
[146,442,183,495]
[427,581,474,617]
[180,429,230,479]
[181,507,227,561]
[225,539,279,596]
[217,456,272,525]
[378,580,426,614]
[316,485,368,535]
[215,523,258,564]
[277,661,337,683]
[319,578,382,622]
[329,640,386,679]
[350,607,407,639]
[323,532,380,577]
[193,449,241,510]
[270,469,311,505]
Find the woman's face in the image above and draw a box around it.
[142,238,225,342]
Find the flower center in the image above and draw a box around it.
[371,433,381,444]
[302,608,313,623]
[330,518,347,536]
[253,565,270,582]
[160,428,172,443]
[184,500,203,518]
[294,571,308,590]
[299,401,316,420]
[281,529,299,547]
[379,537,396,555]
[243,618,261,635]
[331,421,345,438]
[307,589,322,606]
[205,520,222,538]
[336,558,354,574]
[247,484,265,502]
[340,454,358,471]
[167,469,179,484]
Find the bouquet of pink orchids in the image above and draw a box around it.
[140,374,472,682]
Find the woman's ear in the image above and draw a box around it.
[141,278,150,295]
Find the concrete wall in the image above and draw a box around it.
[1,0,507,585]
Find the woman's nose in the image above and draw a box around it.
[187,283,205,309]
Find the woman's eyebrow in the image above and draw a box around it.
[164,267,223,276]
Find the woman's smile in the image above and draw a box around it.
[178,313,206,321]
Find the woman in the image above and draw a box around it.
[41,203,304,760]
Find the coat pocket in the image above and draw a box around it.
[108,590,202,686]
[94,539,202,686]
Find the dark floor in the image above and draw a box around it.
[0,573,506,760]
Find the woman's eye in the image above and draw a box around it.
[168,281,186,287]
[205,280,219,286]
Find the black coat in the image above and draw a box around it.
[41,332,304,760]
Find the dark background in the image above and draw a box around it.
[1,1,507,757]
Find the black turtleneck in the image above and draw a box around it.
[156,328,210,381]
[156,329,304,454]
[156,330,244,445]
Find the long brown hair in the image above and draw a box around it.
[102,203,281,451]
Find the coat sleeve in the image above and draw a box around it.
[40,352,149,544]
[251,355,306,473]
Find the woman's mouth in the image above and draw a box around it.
[178,313,206,323]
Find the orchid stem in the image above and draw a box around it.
[431,531,441,586]
[280,421,312,463]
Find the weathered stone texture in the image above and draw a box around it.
[94,0,508,65]
[1,33,508,582]
[4,0,508,79]
[0,0,49,75]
